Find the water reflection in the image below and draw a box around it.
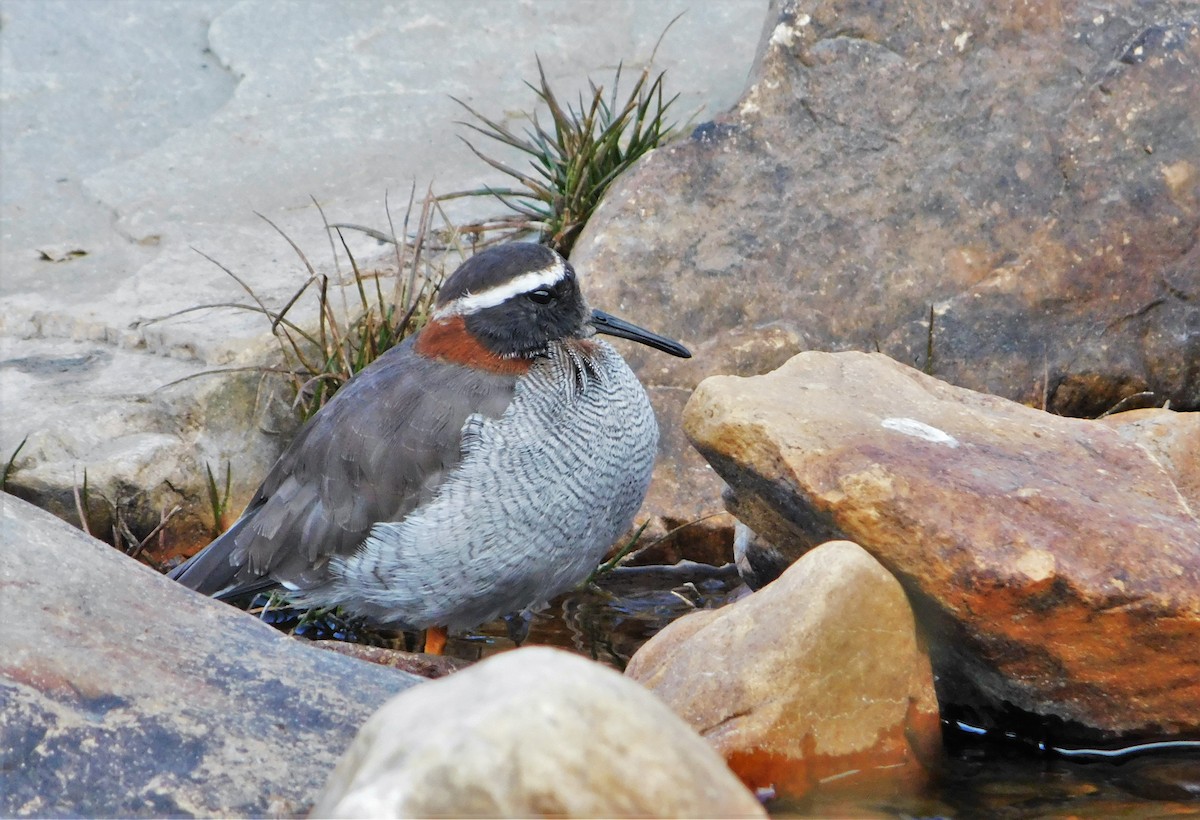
[446,561,742,669]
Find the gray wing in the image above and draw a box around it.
[169,336,519,597]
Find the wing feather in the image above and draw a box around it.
[170,336,519,597]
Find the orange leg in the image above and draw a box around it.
[424,625,448,656]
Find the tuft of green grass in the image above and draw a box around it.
[148,187,461,421]
[253,189,458,420]
[205,460,233,538]
[446,54,680,256]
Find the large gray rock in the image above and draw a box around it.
[313,646,766,818]
[0,494,421,817]
[575,0,1200,532]
[0,1,766,557]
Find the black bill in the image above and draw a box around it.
[591,309,691,359]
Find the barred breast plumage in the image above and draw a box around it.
[168,242,690,651]
[299,339,657,629]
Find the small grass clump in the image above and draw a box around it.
[255,190,460,420]
[150,188,464,421]
[446,54,680,256]
[204,460,233,538]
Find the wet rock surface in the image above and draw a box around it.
[311,641,469,679]
[683,351,1200,744]
[575,0,1200,528]
[0,494,420,818]
[626,540,940,800]
[313,646,766,818]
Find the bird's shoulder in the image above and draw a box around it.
[269,336,520,487]
[231,336,522,583]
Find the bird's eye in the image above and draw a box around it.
[526,288,555,305]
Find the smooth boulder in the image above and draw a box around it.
[627,540,940,799]
[683,351,1200,744]
[313,646,765,818]
[0,494,420,817]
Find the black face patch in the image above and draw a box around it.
[463,269,590,358]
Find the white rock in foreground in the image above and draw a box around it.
[313,646,765,819]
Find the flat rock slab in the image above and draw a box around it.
[684,351,1200,743]
[0,494,421,817]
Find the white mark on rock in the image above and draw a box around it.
[770,22,799,48]
[954,30,973,51]
[881,417,960,447]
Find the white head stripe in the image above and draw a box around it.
[434,258,567,318]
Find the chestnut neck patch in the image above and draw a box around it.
[414,316,533,375]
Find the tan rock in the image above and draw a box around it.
[312,646,765,819]
[1098,407,1200,513]
[683,351,1200,742]
[626,540,940,800]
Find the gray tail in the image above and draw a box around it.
[167,515,276,601]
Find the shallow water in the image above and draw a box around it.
[775,738,1200,818]
[264,563,1200,817]
[444,561,742,666]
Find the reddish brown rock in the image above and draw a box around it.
[577,0,1200,533]
[683,351,1200,743]
[626,540,941,800]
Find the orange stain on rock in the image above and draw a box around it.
[725,714,937,800]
